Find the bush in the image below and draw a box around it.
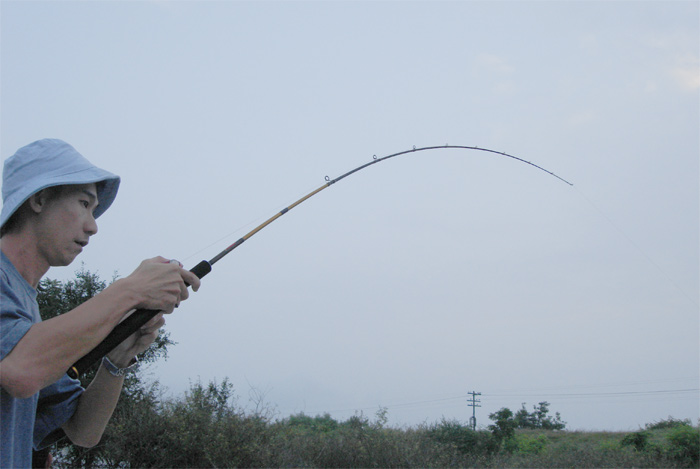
[517,433,549,455]
[268,410,447,468]
[488,408,517,446]
[666,425,700,467]
[96,378,272,468]
[285,412,339,434]
[621,430,651,452]
[514,402,566,431]
[427,419,497,456]
[645,417,693,431]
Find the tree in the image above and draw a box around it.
[37,265,174,467]
[99,378,272,468]
[38,265,173,369]
[513,401,566,430]
[488,408,517,445]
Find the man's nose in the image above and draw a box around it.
[85,215,98,236]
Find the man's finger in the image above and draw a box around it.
[141,313,165,331]
[181,269,201,292]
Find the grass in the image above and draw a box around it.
[51,380,700,468]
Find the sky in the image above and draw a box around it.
[1,0,698,432]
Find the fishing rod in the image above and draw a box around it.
[67,144,572,379]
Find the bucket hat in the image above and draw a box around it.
[1,138,120,230]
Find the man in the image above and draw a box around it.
[0,139,201,467]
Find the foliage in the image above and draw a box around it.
[516,433,549,455]
[38,264,174,369]
[618,419,698,467]
[427,418,498,456]
[46,373,699,468]
[645,416,694,431]
[488,402,566,453]
[514,401,566,430]
[665,425,699,466]
[95,395,695,469]
[285,412,340,434]
[37,266,108,318]
[35,266,699,468]
[103,378,271,468]
[621,430,652,451]
[37,265,174,468]
[488,407,518,447]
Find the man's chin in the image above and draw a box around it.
[54,253,80,267]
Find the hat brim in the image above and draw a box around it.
[0,168,120,230]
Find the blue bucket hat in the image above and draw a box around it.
[1,139,120,230]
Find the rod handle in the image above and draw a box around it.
[66,260,212,380]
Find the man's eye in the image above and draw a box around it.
[81,200,90,208]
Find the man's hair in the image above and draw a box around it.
[0,186,65,238]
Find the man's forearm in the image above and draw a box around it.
[0,280,137,398]
[61,362,124,447]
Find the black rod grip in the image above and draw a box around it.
[190,260,212,279]
[66,260,212,379]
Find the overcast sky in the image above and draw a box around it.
[1,0,698,431]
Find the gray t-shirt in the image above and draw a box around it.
[1,252,83,468]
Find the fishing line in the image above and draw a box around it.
[67,144,572,379]
[572,185,698,308]
[181,181,327,264]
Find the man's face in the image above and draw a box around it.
[35,183,99,267]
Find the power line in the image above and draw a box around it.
[486,388,698,399]
[282,382,699,417]
[484,376,699,395]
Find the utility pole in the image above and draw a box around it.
[467,391,481,430]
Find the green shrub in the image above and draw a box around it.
[621,430,651,452]
[517,433,549,455]
[666,425,700,467]
[427,418,497,456]
[488,408,517,446]
[514,402,566,430]
[645,417,693,431]
[285,412,339,434]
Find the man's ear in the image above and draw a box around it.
[27,190,49,215]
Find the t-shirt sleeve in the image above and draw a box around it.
[33,374,84,449]
[1,269,85,449]
[0,271,33,360]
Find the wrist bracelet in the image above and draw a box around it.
[102,355,138,377]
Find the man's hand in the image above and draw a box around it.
[105,256,201,367]
[62,310,170,447]
[61,257,201,446]
[106,313,166,368]
[121,256,201,314]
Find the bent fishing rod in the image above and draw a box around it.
[67,145,572,379]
